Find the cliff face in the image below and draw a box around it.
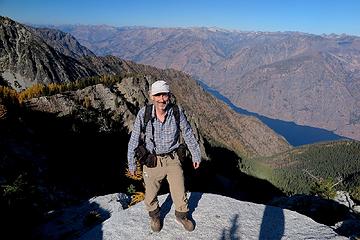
[0,17,95,90]
[55,25,360,140]
[32,27,96,59]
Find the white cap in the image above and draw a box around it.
[150,80,170,95]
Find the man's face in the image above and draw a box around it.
[151,92,170,111]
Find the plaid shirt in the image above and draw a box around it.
[127,105,201,172]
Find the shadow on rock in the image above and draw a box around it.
[271,194,359,237]
[159,192,203,229]
[221,214,240,240]
[259,205,285,240]
[34,200,111,240]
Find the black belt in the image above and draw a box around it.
[157,150,176,159]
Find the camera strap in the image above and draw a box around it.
[149,116,156,154]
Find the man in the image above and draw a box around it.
[127,80,201,232]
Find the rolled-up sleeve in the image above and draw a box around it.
[179,107,201,163]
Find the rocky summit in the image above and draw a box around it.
[37,193,347,240]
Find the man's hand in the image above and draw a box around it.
[193,162,200,169]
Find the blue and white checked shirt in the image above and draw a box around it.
[127,105,201,172]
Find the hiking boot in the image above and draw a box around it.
[150,216,162,232]
[176,216,194,231]
[149,207,162,232]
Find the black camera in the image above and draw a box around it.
[176,143,188,163]
[135,144,157,168]
[135,144,149,165]
[145,154,157,168]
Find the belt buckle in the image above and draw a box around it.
[158,151,174,159]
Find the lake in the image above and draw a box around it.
[198,80,347,147]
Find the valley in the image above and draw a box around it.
[198,80,347,146]
[1,16,359,238]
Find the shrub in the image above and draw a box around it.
[350,186,360,203]
[2,174,29,206]
[129,192,145,206]
[310,178,337,199]
[127,184,136,195]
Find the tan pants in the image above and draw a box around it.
[142,153,189,214]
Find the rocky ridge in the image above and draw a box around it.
[37,193,348,240]
[26,75,290,158]
[0,16,95,90]
[53,25,360,140]
[32,27,96,59]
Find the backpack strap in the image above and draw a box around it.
[171,104,180,130]
[170,104,185,145]
[144,103,180,131]
[140,104,156,153]
[141,103,182,143]
[142,104,153,134]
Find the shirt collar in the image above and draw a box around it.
[151,104,172,119]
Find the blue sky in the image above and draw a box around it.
[1,0,360,36]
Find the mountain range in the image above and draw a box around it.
[0,16,290,158]
[48,24,360,141]
[2,15,360,198]
[1,16,360,238]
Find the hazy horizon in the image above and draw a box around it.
[1,0,360,37]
